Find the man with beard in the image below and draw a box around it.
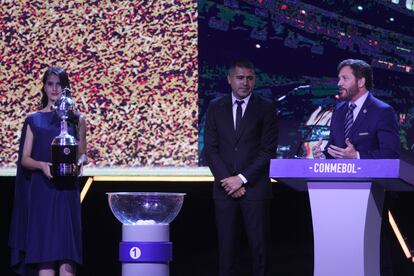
[312,59,400,276]
[312,59,400,159]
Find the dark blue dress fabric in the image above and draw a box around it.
[9,112,82,275]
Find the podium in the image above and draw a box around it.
[269,159,414,276]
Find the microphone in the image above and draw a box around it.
[294,85,311,91]
[321,94,340,109]
[276,94,287,102]
[294,85,312,95]
[277,85,312,102]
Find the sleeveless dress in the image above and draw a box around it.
[9,112,82,275]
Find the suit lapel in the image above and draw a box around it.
[349,93,373,138]
[219,95,236,141]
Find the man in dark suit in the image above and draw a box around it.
[204,59,278,276]
[313,59,400,159]
[312,59,400,276]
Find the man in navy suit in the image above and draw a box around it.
[313,59,400,159]
[312,59,400,276]
[204,59,278,276]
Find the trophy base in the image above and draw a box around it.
[51,163,79,177]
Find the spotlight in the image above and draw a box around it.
[255,44,261,49]
[389,17,395,22]
[357,5,363,11]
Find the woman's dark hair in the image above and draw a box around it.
[40,66,71,109]
[40,67,80,127]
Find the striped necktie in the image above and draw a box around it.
[344,103,357,139]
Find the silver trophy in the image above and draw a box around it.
[51,88,79,177]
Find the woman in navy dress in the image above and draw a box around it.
[9,67,87,276]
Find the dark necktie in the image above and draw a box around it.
[344,103,357,139]
[235,100,244,132]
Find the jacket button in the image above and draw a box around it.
[235,147,238,151]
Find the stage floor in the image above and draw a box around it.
[2,178,414,275]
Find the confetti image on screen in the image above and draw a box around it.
[0,0,198,168]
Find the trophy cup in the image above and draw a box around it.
[51,87,79,177]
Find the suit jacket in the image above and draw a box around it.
[326,93,400,159]
[204,93,278,200]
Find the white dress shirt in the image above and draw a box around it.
[231,92,252,184]
[232,93,251,130]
